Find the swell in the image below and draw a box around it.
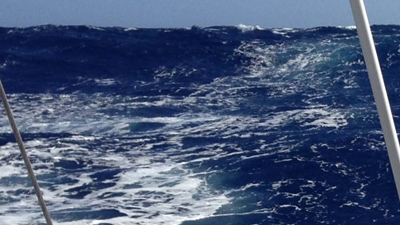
[0,25,368,95]
[1,25,400,224]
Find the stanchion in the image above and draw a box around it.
[0,79,53,225]
[350,0,400,200]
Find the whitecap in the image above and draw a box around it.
[235,24,264,32]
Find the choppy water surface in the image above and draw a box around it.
[1,24,400,224]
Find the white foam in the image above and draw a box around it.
[94,78,116,86]
[236,24,264,32]
[0,165,23,177]
[86,25,105,31]
[272,28,297,37]
[0,123,231,225]
[338,26,356,30]
[124,27,138,32]
[233,40,277,77]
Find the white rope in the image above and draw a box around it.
[0,79,53,225]
[350,0,400,200]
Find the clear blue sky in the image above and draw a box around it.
[1,0,399,28]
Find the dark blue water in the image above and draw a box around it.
[0,24,400,224]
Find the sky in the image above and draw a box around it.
[1,0,400,29]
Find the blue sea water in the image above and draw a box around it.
[0,24,400,224]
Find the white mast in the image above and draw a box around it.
[350,0,400,200]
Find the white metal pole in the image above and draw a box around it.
[350,0,400,200]
[0,79,53,225]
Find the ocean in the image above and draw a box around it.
[0,24,400,224]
